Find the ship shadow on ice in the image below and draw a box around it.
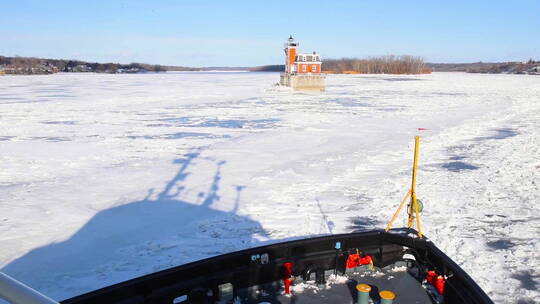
[1,151,267,300]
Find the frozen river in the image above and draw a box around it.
[0,72,538,303]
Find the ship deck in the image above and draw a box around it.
[236,261,437,304]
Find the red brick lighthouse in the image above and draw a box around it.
[280,35,325,91]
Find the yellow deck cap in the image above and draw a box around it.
[356,283,371,292]
[379,290,396,300]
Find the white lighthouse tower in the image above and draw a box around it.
[279,35,325,91]
[284,35,298,74]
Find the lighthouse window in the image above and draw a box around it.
[312,65,317,72]
[302,65,307,72]
[307,55,313,62]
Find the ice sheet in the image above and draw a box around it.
[0,72,538,303]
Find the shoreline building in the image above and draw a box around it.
[279,36,326,91]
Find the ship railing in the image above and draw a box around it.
[0,272,59,304]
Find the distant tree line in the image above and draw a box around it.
[0,56,200,75]
[323,55,431,74]
[250,56,431,74]
[4,55,535,76]
[428,59,539,74]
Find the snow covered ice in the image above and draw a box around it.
[0,72,538,303]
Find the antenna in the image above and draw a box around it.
[385,136,423,238]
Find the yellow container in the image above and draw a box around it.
[356,284,371,304]
[379,290,396,304]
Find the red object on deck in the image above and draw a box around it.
[435,275,446,294]
[346,253,373,268]
[426,270,437,285]
[426,270,446,294]
[283,262,294,294]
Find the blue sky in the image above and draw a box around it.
[1,0,538,66]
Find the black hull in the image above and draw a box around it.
[62,230,492,304]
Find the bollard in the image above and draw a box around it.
[356,283,371,304]
[379,290,396,304]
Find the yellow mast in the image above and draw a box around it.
[385,136,423,238]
